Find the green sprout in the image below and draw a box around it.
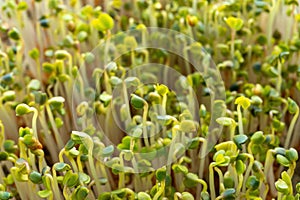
[0,0,300,199]
[235,96,251,136]
[15,104,39,139]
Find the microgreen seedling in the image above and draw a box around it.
[0,1,300,200]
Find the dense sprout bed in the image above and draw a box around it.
[0,0,300,199]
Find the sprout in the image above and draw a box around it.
[29,48,39,60]
[48,96,65,109]
[54,162,71,172]
[15,103,32,116]
[102,145,114,157]
[138,192,151,200]
[130,94,145,109]
[124,77,140,87]
[0,0,300,199]
[8,27,21,40]
[276,154,290,167]
[235,96,251,110]
[156,167,166,182]
[130,94,150,147]
[0,191,12,200]
[179,120,196,132]
[246,176,260,191]
[37,190,52,199]
[29,171,42,184]
[72,186,89,200]
[17,1,28,10]
[286,148,298,162]
[39,16,50,28]
[82,52,95,63]
[186,15,198,27]
[185,173,207,192]
[172,164,188,174]
[27,79,41,91]
[216,117,237,139]
[92,13,114,31]
[275,171,293,198]
[153,166,167,200]
[123,42,137,64]
[216,188,236,200]
[63,171,79,188]
[284,98,299,148]
[224,17,244,31]
[109,76,122,86]
[182,192,195,200]
[275,179,289,194]
[2,90,16,102]
[233,135,248,150]
[235,96,251,136]
[216,117,235,127]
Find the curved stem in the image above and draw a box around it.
[118,152,125,189]
[153,181,165,200]
[45,104,64,148]
[236,174,243,197]
[215,195,223,200]
[276,59,282,93]
[278,192,283,200]
[35,149,45,172]
[28,150,37,172]
[230,124,237,140]
[287,161,296,177]
[44,174,54,200]
[87,142,101,195]
[197,177,208,192]
[167,125,180,175]
[264,149,276,196]
[123,81,131,128]
[263,185,269,199]
[47,84,54,98]
[242,153,254,193]
[77,153,83,173]
[66,154,79,172]
[10,167,28,199]
[197,137,207,197]
[18,139,28,160]
[63,185,69,200]
[66,54,73,76]
[142,103,150,147]
[31,108,39,139]
[284,108,299,148]
[97,160,111,191]
[52,167,63,200]
[209,163,216,200]
[198,138,207,177]
[247,141,253,155]
[214,166,224,193]
[59,149,65,163]
[0,52,9,73]
[237,105,244,135]
[0,121,4,151]
[39,112,58,162]
[229,165,238,189]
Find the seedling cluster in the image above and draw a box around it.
[0,0,300,199]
